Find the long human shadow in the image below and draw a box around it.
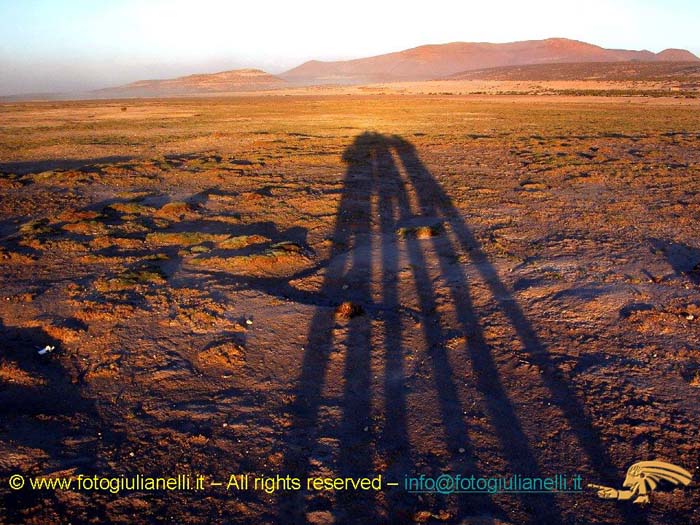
[279,132,381,523]
[279,133,501,523]
[389,135,646,525]
[278,132,644,524]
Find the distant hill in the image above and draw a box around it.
[23,38,700,101]
[94,69,286,98]
[281,38,700,85]
[448,61,700,82]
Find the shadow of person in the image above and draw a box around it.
[275,132,651,525]
[0,320,116,522]
[279,132,516,524]
[388,135,646,525]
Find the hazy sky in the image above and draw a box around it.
[1,0,699,95]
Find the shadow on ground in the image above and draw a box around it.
[276,132,648,525]
[0,320,119,523]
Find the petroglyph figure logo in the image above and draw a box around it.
[588,460,692,505]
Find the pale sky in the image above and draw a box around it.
[1,0,699,95]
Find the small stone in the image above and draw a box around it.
[334,301,364,320]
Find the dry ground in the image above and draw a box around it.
[1,94,699,524]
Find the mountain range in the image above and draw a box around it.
[281,38,698,85]
[95,38,699,97]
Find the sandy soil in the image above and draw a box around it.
[1,94,699,524]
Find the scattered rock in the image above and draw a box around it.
[397,223,444,239]
[335,301,364,320]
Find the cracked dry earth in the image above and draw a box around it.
[1,95,699,524]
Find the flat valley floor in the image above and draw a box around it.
[1,94,699,524]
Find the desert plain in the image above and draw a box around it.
[1,90,699,524]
